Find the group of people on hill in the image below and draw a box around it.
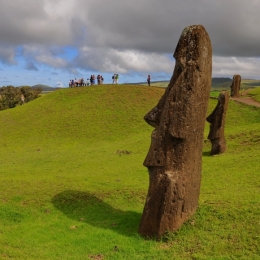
[90,74,104,85]
[69,75,105,87]
[112,74,119,84]
[68,73,151,87]
[69,78,86,87]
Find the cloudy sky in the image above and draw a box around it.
[0,0,260,87]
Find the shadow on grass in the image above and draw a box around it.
[51,190,142,237]
[202,151,212,157]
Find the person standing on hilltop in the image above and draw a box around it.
[97,74,101,85]
[115,74,119,84]
[112,74,115,84]
[21,94,25,104]
[86,78,90,86]
[147,75,151,86]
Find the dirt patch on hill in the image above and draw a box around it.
[230,88,260,108]
[230,97,260,107]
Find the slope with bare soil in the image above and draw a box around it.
[230,88,260,107]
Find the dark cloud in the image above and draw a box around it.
[25,61,38,71]
[82,0,260,57]
[0,1,74,45]
[0,0,260,80]
[0,45,16,64]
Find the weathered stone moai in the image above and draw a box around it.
[138,25,212,239]
[206,91,229,155]
[230,74,241,97]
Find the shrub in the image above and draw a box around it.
[0,85,42,110]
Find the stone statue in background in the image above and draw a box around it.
[138,25,212,239]
[206,91,229,155]
[230,74,241,98]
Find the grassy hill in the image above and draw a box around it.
[138,78,260,91]
[0,85,260,259]
[248,87,260,102]
[241,79,260,89]
[211,77,233,89]
[137,78,235,89]
[31,84,60,92]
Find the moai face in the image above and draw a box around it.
[139,25,212,239]
[206,91,229,154]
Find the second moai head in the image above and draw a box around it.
[230,74,241,98]
[206,91,229,155]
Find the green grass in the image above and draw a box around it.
[241,79,260,89]
[138,81,169,88]
[209,91,222,98]
[142,79,260,92]
[247,87,260,102]
[1,85,260,259]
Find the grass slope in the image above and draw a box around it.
[241,79,260,89]
[248,87,260,102]
[0,85,260,259]
[145,78,260,93]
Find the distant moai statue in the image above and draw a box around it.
[206,91,229,155]
[230,74,241,97]
[138,25,212,239]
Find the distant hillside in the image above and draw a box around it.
[211,77,232,89]
[31,84,59,92]
[130,78,234,89]
[241,79,260,88]
[211,78,260,90]
[141,78,259,90]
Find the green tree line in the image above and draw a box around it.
[0,86,41,110]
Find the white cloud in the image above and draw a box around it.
[56,81,64,88]
[22,45,68,68]
[74,47,174,74]
[213,56,260,79]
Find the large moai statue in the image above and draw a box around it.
[138,25,212,239]
[206,91,229,155]
[230,74,241,98]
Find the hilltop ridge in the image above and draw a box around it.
[0,85,165,145]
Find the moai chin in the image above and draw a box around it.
[230,74,241,98]
[138,25,212,239]
[206,91,229,155]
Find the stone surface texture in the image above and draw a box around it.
[138,25,212,239]
[230,74,241,98]
[206,91,229,155]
